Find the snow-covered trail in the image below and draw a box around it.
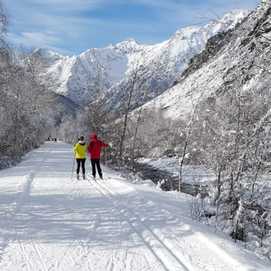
[0,142,269,271]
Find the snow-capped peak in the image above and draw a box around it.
[37,9,249,106]
[206,9,249,30]
[221,9,250,22]
[114,38,142,54]
[32,48,63,60]
[173,26,201,40]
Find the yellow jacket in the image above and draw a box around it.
[73,142,87,159]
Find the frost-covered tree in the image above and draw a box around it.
[192,85,271,243]
[0,4,56,167]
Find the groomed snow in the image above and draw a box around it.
[0,142,269,271]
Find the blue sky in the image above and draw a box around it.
[4,0,259,55]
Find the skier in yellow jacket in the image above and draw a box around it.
[73,136,87,180]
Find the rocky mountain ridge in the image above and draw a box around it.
[34,10,248,107]
[137,4,271,123]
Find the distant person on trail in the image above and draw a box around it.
[73,136,87,180]
[87,133,108,180]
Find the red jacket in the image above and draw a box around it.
[87,133,108,159]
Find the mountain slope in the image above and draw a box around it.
[36,10,248,106]
[138,4,271,121]
[124,2,271,262]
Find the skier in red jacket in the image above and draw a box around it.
[87,133,109,179]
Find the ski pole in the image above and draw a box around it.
[71,135,78,181]
[71,157,75,181]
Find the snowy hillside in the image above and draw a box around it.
[36,10,248,106]
[0,142,269,270]
[124,4,271,261]
[136,4,271,121]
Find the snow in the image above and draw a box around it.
[32,48,64,61]
[38,10,249,106]
[0,142,269,270]
[138,51,230,120]
[133,9,271,122]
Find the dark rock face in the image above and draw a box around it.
[175,13,252,83]
[180,31,233,81]
[178,8,271,90]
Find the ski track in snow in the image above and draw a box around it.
[91,179,192,271]
[0,142,269,271]
[93,178,254,271]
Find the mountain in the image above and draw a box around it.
[35,10,248,107]
[137,3,271,122]
[32,48,63,64]
[128,4,271,261]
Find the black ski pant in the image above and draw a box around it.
[91,159,102,178]
[76,159,86,175]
